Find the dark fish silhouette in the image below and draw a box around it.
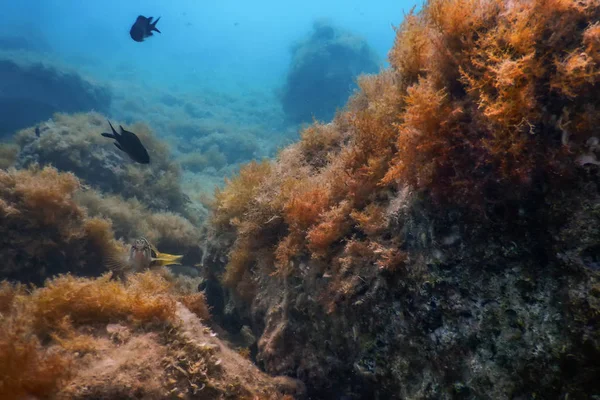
[101,121,150,164]
[129,15,161,42]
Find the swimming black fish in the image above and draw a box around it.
[129,15,161,42]
[101,121,150,164]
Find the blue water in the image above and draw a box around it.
[1,0,419,190]
[4,0,415,90]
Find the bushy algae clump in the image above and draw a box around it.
[0,166,121,284]
[0,270,295,400]
[0,165,204,284]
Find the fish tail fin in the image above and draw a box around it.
[151,17,161,33]
[101,132,115,139]
[152,253,184,267]
[148,241,183,267]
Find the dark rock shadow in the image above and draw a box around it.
[280,19,380,124]
[0,59,111,137]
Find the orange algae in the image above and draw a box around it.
[0,270,296,399]
[210,0,600,303]
[0,166,122,284]
[0,272,203,395]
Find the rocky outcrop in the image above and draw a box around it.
[0,59,111,137]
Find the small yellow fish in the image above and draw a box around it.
[106,237,183,277]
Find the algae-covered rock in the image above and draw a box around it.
[0,166,121,285]
[204,0,600,398]
[0,271,292,400]
[14,112,190,214]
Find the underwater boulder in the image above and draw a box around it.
[0,271,291,399]
[14,112,189,214]
[280,19,379,124]
[0,59,111,138]
[205,0,600,397]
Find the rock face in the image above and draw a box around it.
[203,183,600,399]
[0,59,111,137]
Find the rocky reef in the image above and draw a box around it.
[4,112,206,261]
[2,0,600,398]
[204,0,600,398]
[280,19,380,124]
[0,58,111,138]
[0,163,297,399]
[0,163,200,284]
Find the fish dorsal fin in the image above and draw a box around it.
[147,240,159,255]
[107,120,120,138]
[147,240,184,266]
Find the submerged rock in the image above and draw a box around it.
[0,58,111,137]
[280,19,379,124]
